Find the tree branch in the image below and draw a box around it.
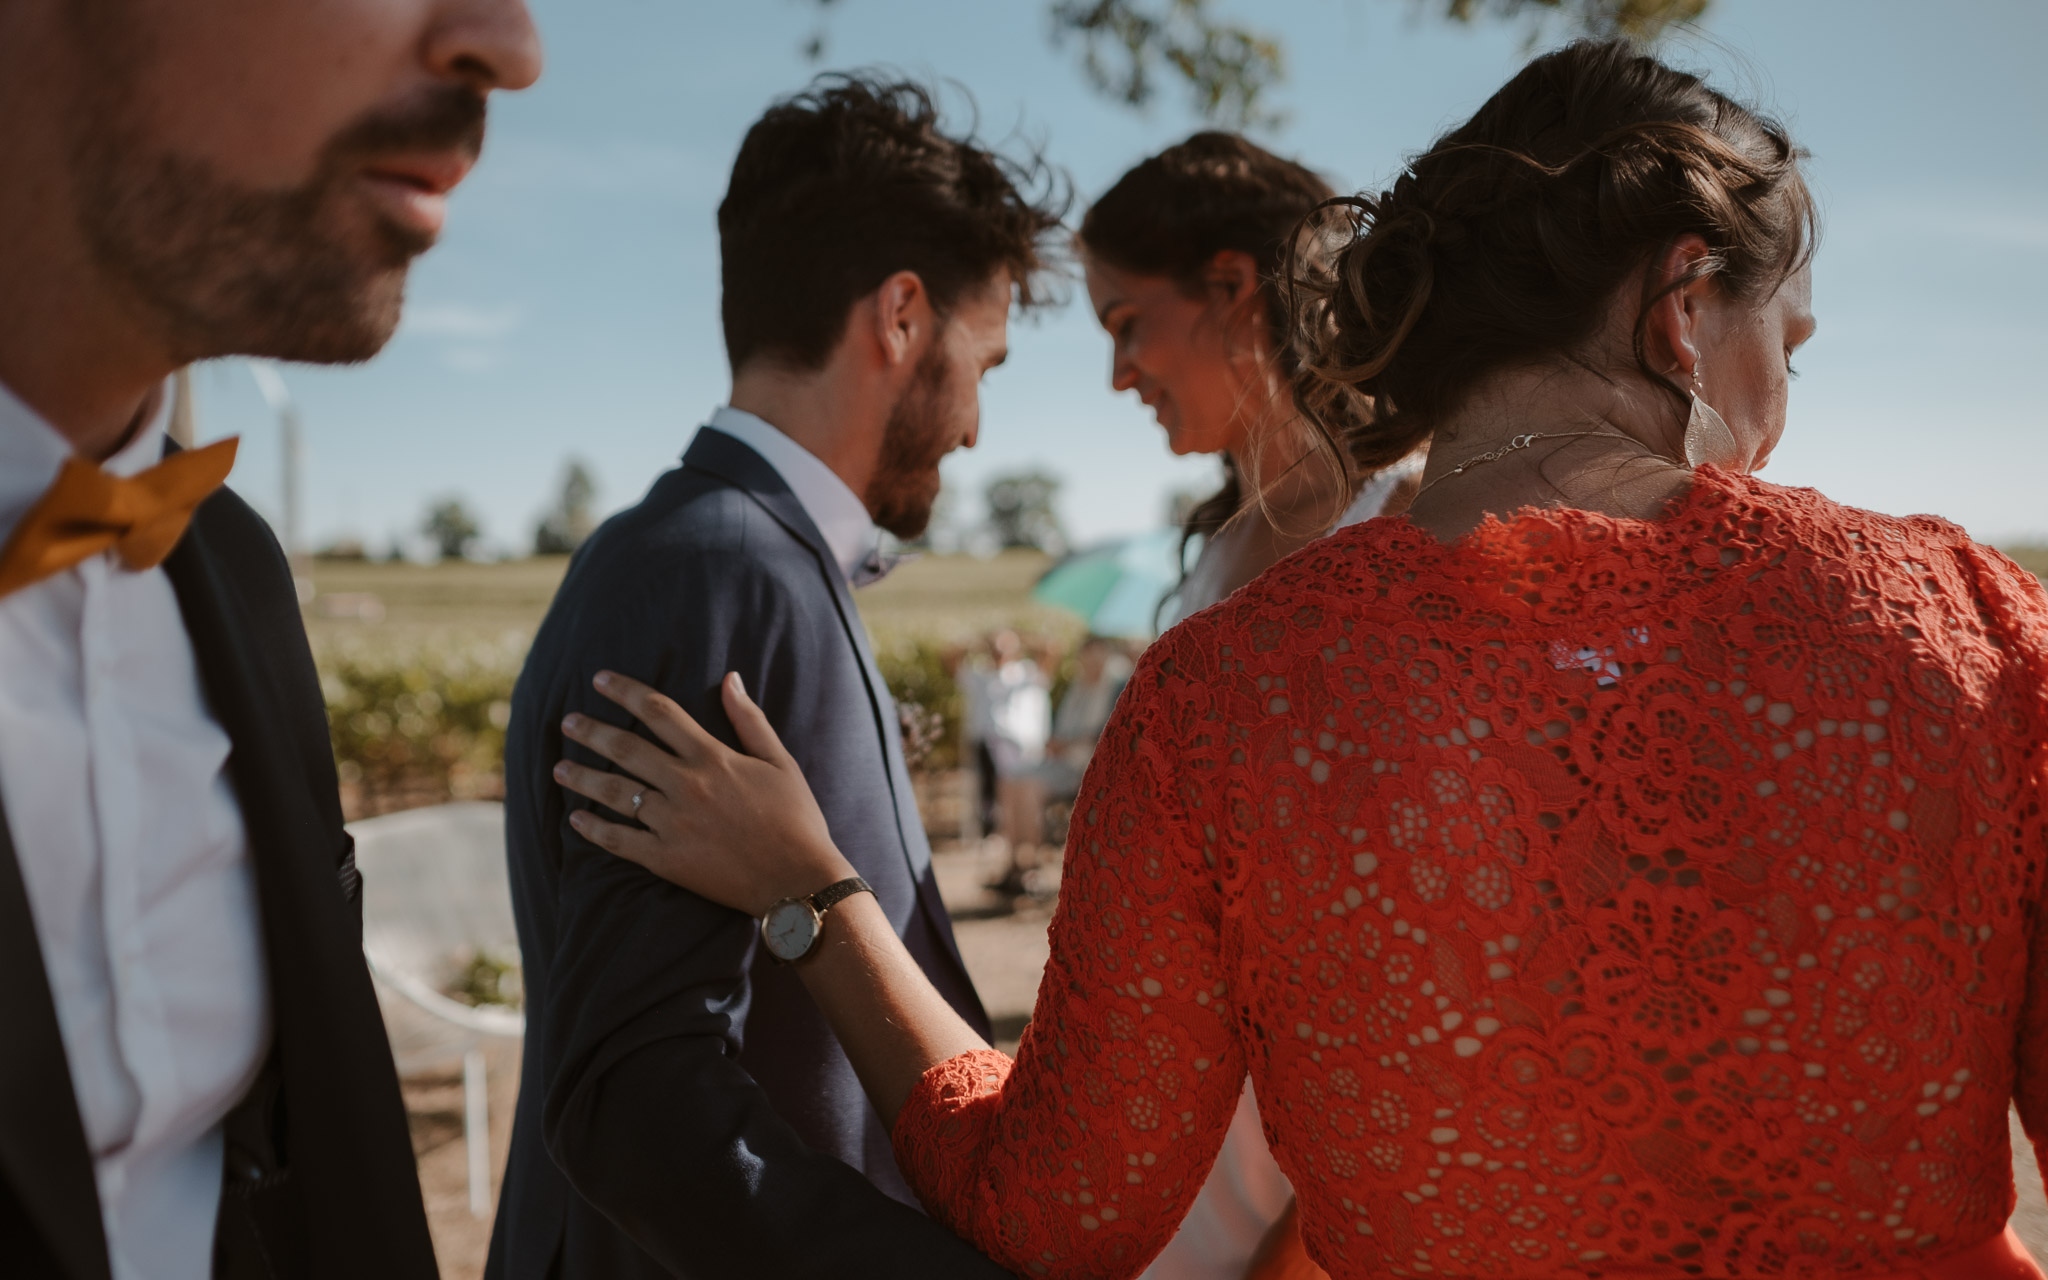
[793,0,1711,130]
[1049,0,1286,132]
[1442,0,1709,43]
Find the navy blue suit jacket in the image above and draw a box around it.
[486,429,1007,1279]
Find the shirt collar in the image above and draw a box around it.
[0,378,173,543]
[702,405,883,586]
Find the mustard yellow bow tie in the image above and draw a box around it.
[0,437,239,601]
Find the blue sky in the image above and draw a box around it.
[190,0,2048,557]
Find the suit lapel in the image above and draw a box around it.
[684,428,843,577]
[841,604,930,876]
[160,489,435,1277]
[159,501,349,1014]
[0,796,115,1280]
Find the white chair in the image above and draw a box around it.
[349,802,523,1218]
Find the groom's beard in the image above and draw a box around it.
[866,345,955,540]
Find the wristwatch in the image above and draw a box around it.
[760,876,874,962]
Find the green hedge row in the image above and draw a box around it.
[319,632,971,809]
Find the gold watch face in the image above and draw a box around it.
[761,898,822,962]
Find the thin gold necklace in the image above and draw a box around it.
[1412,430,1634,500]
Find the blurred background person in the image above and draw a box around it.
[1038,635,1131,802]
[959,628,1053,894]
[1006,634,1134,859]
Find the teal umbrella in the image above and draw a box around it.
[1031,528,1185,640]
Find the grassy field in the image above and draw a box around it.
[308,539,2048,652]
[306,557,569,636]
[303,548,1071,656]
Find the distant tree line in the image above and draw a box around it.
[316,457,602,563]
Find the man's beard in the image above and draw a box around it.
[866,345,956,540]
[70,84,486,365]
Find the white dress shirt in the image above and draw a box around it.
[702,405,884,586]
[0,380,271,1280]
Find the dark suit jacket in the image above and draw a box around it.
[486,428,1010,1280]
[0,481,437,1278]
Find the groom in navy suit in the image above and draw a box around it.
[488,77,1066,1278]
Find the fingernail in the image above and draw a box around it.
[731,672,747,698]
[562,713,583,732]
[553,762,569,782]
[594,671,613,688]
[568,810,587,829]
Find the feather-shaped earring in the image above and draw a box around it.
[1682,363,1741,470]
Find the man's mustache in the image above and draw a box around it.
[329,85,488,165]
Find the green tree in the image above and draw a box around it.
[534,458,599,556]
[803,0,1709,131]
[422,496,483,561]
[984,470,1068,554]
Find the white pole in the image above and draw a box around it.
[463,1048,490,1219]
[247,361,310,595]
[168,368,198,448]
[282,402,303,569]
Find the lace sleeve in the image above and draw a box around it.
[1960,544,2048,1193]
[892,625,1246,1279]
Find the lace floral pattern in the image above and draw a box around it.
[893,469,2048,1278]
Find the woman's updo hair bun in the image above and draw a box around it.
[1287,39,1818,469]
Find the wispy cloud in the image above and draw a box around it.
[471,136,719,199]
[401,302,527,341]
[441,345,507,374]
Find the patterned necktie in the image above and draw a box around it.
[0,437,239,601]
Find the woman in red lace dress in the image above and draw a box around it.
[556,41,2048,1280]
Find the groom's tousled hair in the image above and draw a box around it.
[718,74,1068,373]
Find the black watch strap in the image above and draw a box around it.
[807,876,874,916]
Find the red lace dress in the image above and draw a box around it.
[892,469,2048,1279]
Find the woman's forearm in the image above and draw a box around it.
[794,891,992,1126]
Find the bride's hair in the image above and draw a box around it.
[1080,132,1366,549]
[1285,39,1819,470]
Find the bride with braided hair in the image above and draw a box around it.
[555,40,2048,1280]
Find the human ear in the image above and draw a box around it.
[869,270,931,370]
[1203,250,1261,305]
[1640,234,1715,381]
[1205,249,1273,368]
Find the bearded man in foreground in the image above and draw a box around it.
[0,2,539,1277]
